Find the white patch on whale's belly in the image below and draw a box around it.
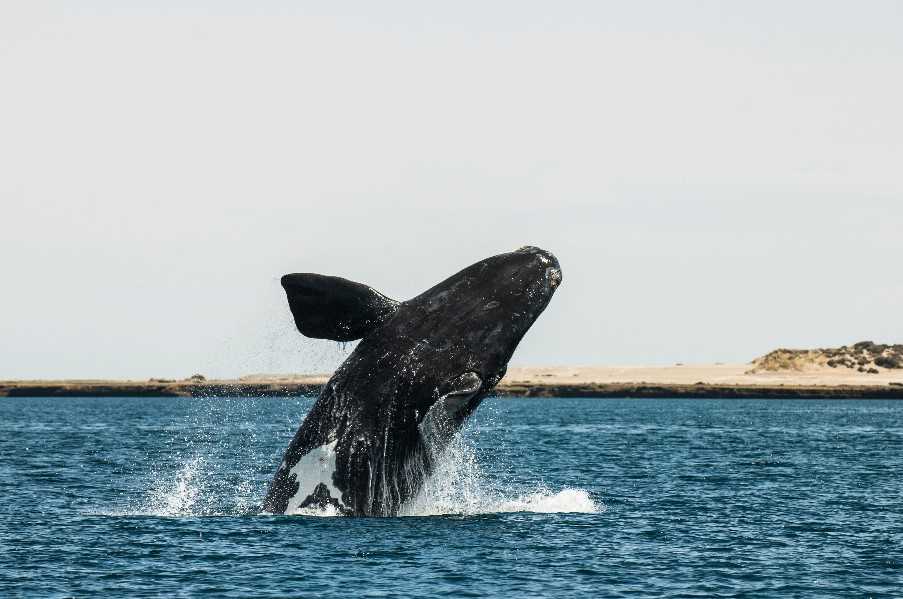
[284,440,347,515]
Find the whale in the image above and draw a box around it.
[262,246,562,516]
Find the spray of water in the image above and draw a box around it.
[107,323,599,518]
[111,456,263,517]
[123,427,598,518]
[397,429,600,517]
[146,457,206,516]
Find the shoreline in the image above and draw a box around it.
[3,364,903,399]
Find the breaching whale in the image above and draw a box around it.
[263,246,562,516]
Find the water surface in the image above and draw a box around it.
[1,397,901,597]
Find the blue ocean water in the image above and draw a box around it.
[1,397,901,597]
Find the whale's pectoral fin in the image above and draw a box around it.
[420,372,485,441]
[281,273,399,341]
[436,371,484,420]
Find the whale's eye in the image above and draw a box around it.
[482,300,501,311]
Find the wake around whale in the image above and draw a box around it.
[263,246,562,516]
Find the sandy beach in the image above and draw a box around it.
[3,363,902,398]
[502,363,903,387]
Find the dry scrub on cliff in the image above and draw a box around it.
[749,341,903,375]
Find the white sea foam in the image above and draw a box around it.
[495,488,599,514]
[397,432,601,517]
[287,503,344,517]
[400,485,600,517]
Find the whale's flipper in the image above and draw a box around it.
[281,273,399,341]
[421,372,484,439]
[437,372,483,417]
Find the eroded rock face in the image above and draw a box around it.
[749,341,903,374]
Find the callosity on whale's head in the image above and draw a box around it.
[395,245,561,399]
[263,246,561,516]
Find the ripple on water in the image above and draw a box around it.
[1,397,902,597]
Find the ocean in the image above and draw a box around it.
[1,396,901,597]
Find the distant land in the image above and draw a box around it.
[3,342,902,399]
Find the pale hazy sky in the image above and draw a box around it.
[1,1,901,379]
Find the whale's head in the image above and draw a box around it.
[399,245,562,390]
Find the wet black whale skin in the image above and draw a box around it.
[263,247,562,516]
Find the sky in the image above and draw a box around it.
[1,1,901,379]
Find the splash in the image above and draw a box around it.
[146,457,206,516]
[93,456,262,517]
[104,396,599,519]
[397,431,601,517]
[108,432,599,518]
[255,424,601,518]
[494,488,599,514]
